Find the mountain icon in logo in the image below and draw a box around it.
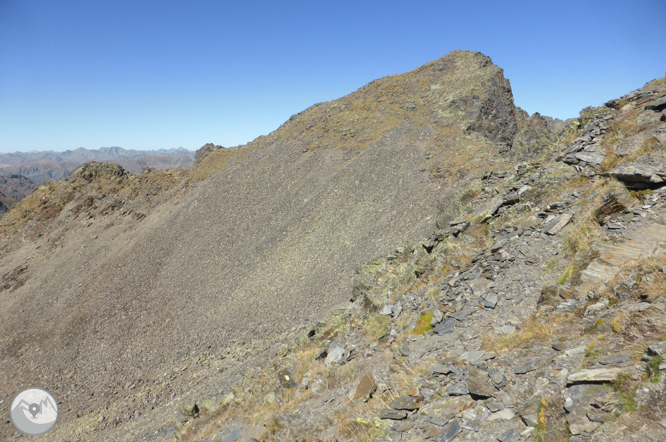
[10,387,59,436]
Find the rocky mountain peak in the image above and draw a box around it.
[2,54,665,441]
[269,51,520,156]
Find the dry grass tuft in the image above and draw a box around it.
[482,314,572,353]
[612,109,642,137]
[562,178,630,256]
[189,145,256,181]
[563,220,600,256]
[364,314,391,340]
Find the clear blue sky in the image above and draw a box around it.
[1,1,664,153]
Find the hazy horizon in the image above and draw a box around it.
[0,146,196,155]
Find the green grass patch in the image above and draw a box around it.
[533,398,548,442]
[611,373,638,416]
[557,264,574,285]
[545,258,559,272]
[647,355,663,382]
[413,312,434,335]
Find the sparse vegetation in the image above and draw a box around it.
[556,263,574,284]
[611,372,638,416]
[583,335,605,365]
[413,312,434,334]
[647,355,663,382]
[533,398,549,442]
[545,258,559,272]
[365,314,391,340]
[482,315,564,353]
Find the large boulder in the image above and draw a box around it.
[607,153,666,187]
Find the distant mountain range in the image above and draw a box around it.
[0,147,194,185]
[0,146,193,165]
[0,175,36,214]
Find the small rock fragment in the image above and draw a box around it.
[483,293,498,309]
[447,382,469,396]
[222,429,242,442]
[648,341,666,356]
[433,318,456,335]
[569,420,601,435]
[379,409,408,420]
[379,305,393,315]
[513,356,553,374]
[437,420,461,442]
[496,325,516,335]
[544,213,573,235]
[353,373,376,401]
[488,409,515,421]
[497,428,520,442]
[430,363,452,375]
[584,298,609,316]
[598,355,630,365]
[452,307,475,321]
[325,342,345,366]
[467,368,495,398]
[428,416,450,426]
[459,351,485,364]
[488,368,507,388]
[391,395,423,410]
[552,342,567,352]
[521,413,538,427]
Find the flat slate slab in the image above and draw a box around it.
[648,341,666,356]
[430,363,452,375]
[599,355,630,365]
[452,307,476,321]
[497,428,521,442]
[420,396,473,419]
[544,213,573,235]
[437,420,461,442]
[567,367,626,384]
[433,318,456,335]
[379,409,408,420]
[390,395,423,410]
[513,356,553,374]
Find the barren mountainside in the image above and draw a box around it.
[1,51,666,441]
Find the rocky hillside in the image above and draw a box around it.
[0,51,665,442]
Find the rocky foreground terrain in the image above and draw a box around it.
[1,51,666,441]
